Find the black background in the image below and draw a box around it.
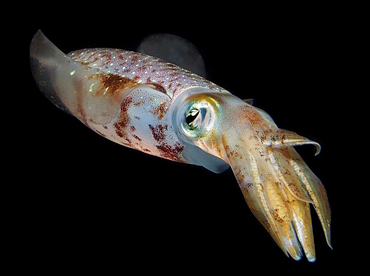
[7,2,360,274]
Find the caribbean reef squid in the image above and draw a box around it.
[30,30,331,261]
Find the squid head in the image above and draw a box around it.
[173,91,331,261]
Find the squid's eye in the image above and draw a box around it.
[186,108,200,129]
[180,101,215,139]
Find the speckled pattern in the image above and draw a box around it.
[69,48,227,99]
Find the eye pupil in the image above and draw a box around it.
[186,108,200,127]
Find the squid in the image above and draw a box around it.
[30,30,331,261]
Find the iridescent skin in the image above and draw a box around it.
[30,30,331,261]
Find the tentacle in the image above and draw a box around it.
[267,147,314,204]
[257,156,304,260]
[267,146,316,261]
[222,128,288,256]
[221,112,330,261]
[223,127,305,260]
[261,128,321,156]
[288,147,332,249]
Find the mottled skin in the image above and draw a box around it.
[30,30,331,261]
[69,48,226,99]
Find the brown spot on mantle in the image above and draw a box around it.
[150,83,167,94]
[113,97,133,144]
[148,124,184,161]
[88,74,139,98]
[156,143,184,161]
[151,102,167,120]
[149,124,167,143]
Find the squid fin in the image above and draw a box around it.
[30,30,71,113]
[137,33,207,78]
[243,98,254,105]
[30,30,135,126]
